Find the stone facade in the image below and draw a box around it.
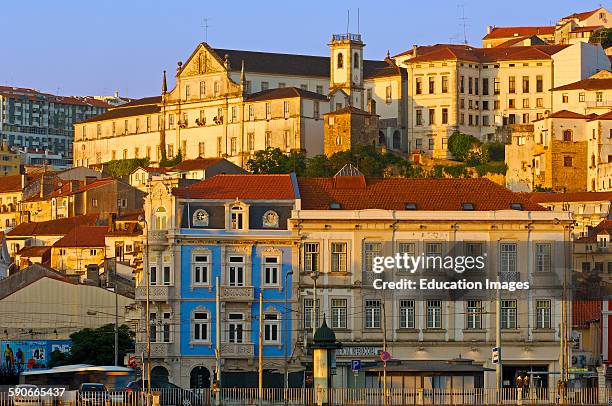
[323,106,379,156]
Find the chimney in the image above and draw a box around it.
[487,25,494,35]
[114,90,119,98]
[86,264,100,286]
[412,45,418,57]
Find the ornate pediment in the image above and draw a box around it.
[179,45,228,78]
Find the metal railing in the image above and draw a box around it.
[0,387,610,406]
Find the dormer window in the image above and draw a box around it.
[330,202,341,210]
[510,203,523,211]
[230,205,244,230]
[405,202,417,210]
[461,203,475,211]
[598,234,609,249]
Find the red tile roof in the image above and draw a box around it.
[53,225,107,248]
[171,157,225,172]
[483,26,556,40]
[17,245,51,257]
[552,77,612,91]
[325,106,375,116]
[592,110,612,121]
[173,174,296,200]
[0,175,23,193]
[570,25,603,33]
[298,177,545,211]
[402,44,568,64]
[547,110,592,119]
[576,220,612,243]
[7,214,99,237]
[76,97,161,124]
[561,8,600,22]
[245,87,328,102]
[523,191,612,203]
[572,300,601,327]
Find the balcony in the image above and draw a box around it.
[135,342,172,358]
[586,100,612,108]
[221,285,254,302]
[220,342,254,358]
[147,230,168,250]
[135,285,174,302]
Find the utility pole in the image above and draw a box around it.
[496,288,502,399]
[114,280,119,366]
[258,291,263,404]
[284,270,294,403]
[381,299,388,406]
[215,276,221,406]
[310,272,320,336]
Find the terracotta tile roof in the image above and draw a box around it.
[7,214,99,237]
[171,157,225,171]
[117,209,144,221]
[53,225,107,248]
[325,106,376,116]
[0,175,23,193]
[298,177,544,211]
[135,166,171,174]
[523,191,612,203]
[17,245,51,257]
[403,44,568,64]
[592,110,612,121]
[552,77,612,91]
[576,220,612,243]
[214,47,388,78]
[173,174,296,200]
[561,8,600,22]
[393,44,469,58]
[0,264,74,301]
[482,26,556,40]
[572,300,601,327]
[106,222,142,237]
[75,97,161,124]
[547,110,591,119]
[245,87,328,102]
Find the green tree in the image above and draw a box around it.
[247,148,306,174]
[51,324,134,367]
[105,158,150,178]
[303,155,335,177]
[486,141,505,162]
[590,28,612,49]
[447,131,481,161]
[159,149,183,167]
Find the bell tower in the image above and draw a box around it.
[329,33,364,110]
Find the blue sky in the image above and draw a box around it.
[0,0,603,98]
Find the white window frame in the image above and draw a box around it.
[227,255,245,287]
[330,242,347,273]
[263,312,281,345]
[192,251,211,287]
[399,299,415,329]
[426,300,442,329]
[228,313,245,343]
[466,300,482,330]
[331,298,348,329]
[536,299,551,329]
[263,255,281,288]
[303,242,320,273]
[192,310,210,344]
[365,299,381,329]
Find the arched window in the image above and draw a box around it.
[155,207,167,230]
[190,366,211,389]
[563,129,572,142]
[354,52,359,68]
[337,52,344,68]
[393,130,402,150]
[151,366,169,383]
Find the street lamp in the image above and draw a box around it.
[309,271,320,337]
[284,269,294,399]
[138,214,152,400]
[86,308,118,366]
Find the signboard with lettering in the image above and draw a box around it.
[1,339,71,371]
[336,347,382,357]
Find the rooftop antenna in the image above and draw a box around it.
[458,4,468,45]
[347,9,350,35]
[357,8,360,34]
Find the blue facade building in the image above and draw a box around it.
[141,174,299,388]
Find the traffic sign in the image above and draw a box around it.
[492,347,500,364]
[380,351,391,362]
[351,359,361,372]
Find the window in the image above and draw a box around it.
[198,142,205,157]
[331,298,347,329]
[536,98,543,108]
[263,256,280,287]
[314,101,320,119]
[522,76,529,93]
[522,113,529,124]
[353,52,359,68]
[426,300,442,329]
[441,76,448,93]
[415,78,422,94]
[494,78,500,95]
[562,93,569,103]
[596,92,603,102]
[442,108,448,124]
[149,266,157,285]
[466,300,482,330]
[230,205,244,230]
[468,77,473,94]
[536,75,543,92]
[535,243,551,273]
[365,299,381,328]
[278,82,286,88]
[217,137,222,157]
[331,242,347,273]
[213,81,219,96]
[248,105,254,121]
[501,300,517,329]
[385,86,392,103]
[579,92,585,102]
[564,156,573,167]
[163,265,171,285]
[228,256,245,286]
[185,84,191,99]
[304,298,319,330]
[247,133,255,151]
[304,242,320,273]
[193,312,209,342]
[230,137,237,155]
[508,76,515,93]
[536,299,551,329]
[509,99,515,109]
[316,85,323,94]
[337,52,343,68]
[90,249,97,256]
[429,109,435,125]
[523,98,529,108]
[428,76,435,94]
[265,103,271,119]
[500,243,517,274]
[300,84,308,91]
[263,313,280,344]
[283,101,289,118]
[193,254,210,286]
[228,313,244,343]
[261,81,269,91]
[150,313,157,342]
[96,124,101,137]
[231,106,237,122]
[563,130,572,142]
[494,100,500,110]
[482,78,489,95]
[364,242,382,273]
[416,109,423,126]
[199,81,205,98]
[460,76,464,93]
[399,300,415,329]
[91,198,98,208]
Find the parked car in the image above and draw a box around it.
[78,383,109,406]
[125,381,204,406]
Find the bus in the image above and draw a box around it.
[20,364,135,390]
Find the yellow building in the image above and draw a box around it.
[0,141,21,176]
[50,225,107,278]
[0,174,24,230]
